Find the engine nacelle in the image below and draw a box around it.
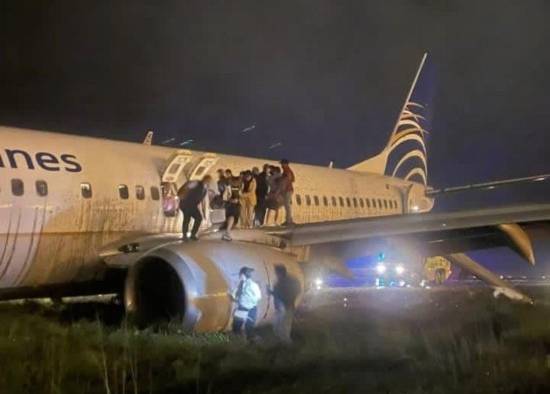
[124,240,303,331]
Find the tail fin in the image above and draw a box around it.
[349,53,433,186]
[143,130,154,145]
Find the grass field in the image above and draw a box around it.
[1,287,550,394]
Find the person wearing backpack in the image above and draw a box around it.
[178,175,212,241]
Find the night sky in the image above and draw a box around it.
[1,1,549,273]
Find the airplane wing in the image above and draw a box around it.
[273,204,550,248]
[271,204,550,303]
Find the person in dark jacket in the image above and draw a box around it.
[178,175,212,241]
[280,159,295,226]
[254,164,270,226]
[269,264,301,343]
[222,170,242,241]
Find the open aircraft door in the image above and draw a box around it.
[187,153,219,181]
[160,150,194,217]
[161,149,194,183]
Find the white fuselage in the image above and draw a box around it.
[0,127,433,292]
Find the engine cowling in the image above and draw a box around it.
[124,240,303,331]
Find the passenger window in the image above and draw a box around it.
[306,195,311,206]
[366,198,371,208]
[296,194,302,205]
[118,185,129,200]
[81,183,92,199]
[150,186,160,201]
[359,198,364,208]
[384,200,388,209]
[11,179,24,196]
[353,198,358,208]
[331,196,337,206]
[136,185,145,200]
[313,195,319,206]
[36,180,48,197]
[378,199,382,209]
[339,197,344,207]
[346,197,351,207]
[372,199,377,208]
[323,196,328,206]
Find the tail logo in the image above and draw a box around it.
[385,100,429,185]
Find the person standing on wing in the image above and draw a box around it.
[178,175,212,241]
[222,169,242,241]
[231,267,262,340]
[280,159,295,226]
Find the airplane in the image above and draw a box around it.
[0,54,549,332]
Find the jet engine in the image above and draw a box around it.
[124,240,303,331]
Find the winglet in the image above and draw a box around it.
[143,130,154,145]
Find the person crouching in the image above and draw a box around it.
[178,175,212,241]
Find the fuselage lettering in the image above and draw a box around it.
[0,149,82,172]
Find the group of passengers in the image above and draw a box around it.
[178,159,295,241]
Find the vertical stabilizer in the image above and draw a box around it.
[348,53,433,186]
[143,130,154,145]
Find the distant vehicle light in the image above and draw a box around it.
[376,263,386,274]
[534,176,547,182]
[314,278,323,290]
[395,264,405,275]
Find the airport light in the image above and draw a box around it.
[314,278,323,290]
[376,263,386,274]
[395,264,405,275]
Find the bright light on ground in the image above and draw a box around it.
[314,278,323,290]
[395,264,405,275]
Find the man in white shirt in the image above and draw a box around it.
[231,266,262,339]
